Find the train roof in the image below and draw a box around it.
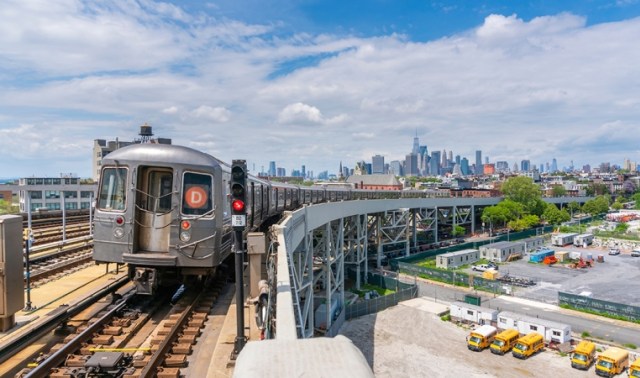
[102,143,223,168]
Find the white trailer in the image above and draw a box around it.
[497,311,571,344]
[450,302,498,325]
[573,233,594,247]
[551,233,579,247]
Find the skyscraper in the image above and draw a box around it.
[460,158,469,176]
[372,155,385,174]
[389,160,403,176]
[405,153,419,176]
[551,158,558,173]
[430,151,441,176]
[475,150,482,175]
[269,161,276,177]
[521,159,531,172]
[412,132,420,155]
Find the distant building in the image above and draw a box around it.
[346,174,402,190]
[389,160,403,176]
[405,153,419,176]
[269,161,276,177]
[495,161,509,173]
[483,164,495,175]
[521,159,531,172]
[430,151,441,176]
[460,158,470,175]
[18,175,97,212]
[372,155,385,174]
[475,150,482,175]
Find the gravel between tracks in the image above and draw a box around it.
[339,301,585,378]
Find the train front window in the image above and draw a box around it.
[98,167,127,211]
[182,172,213,216]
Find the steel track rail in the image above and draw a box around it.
[139,291,204,378]
[0,276,130,368]
[23,287,137,378]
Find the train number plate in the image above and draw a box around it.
[232,215,246,227]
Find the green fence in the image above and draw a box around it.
[398,262,508,294]
[345,270,418,320]
[558,291,640,322]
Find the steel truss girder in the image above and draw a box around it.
[343,214,368,290]
[310,219,345,335]
[289,231,314,338]
[436,206,473,226]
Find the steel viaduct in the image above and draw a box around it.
[232,196,592,376]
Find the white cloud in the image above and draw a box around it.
[0,4,639,177]
[191,105,231,122]
[162,106,179,115]
[277,102,323,124]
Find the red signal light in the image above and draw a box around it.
[232,199,245,212]
[115,215,125,225]
[181,220,191,230]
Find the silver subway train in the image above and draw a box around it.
[93,143,419,294]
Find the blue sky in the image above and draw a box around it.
[1,0,640,178]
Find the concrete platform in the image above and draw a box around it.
[399,297,450,316]
[3,263,127,338]
[206,287,261,378]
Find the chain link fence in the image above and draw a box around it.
[344,270,418,320]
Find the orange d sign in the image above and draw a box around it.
[185,186,208,208]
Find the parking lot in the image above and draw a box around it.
[475,243,640,306]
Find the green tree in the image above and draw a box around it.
[611,202,623,211]
[567,201,581,217]
[551,185,567,197]
[508,215,539,231]
[582,196,610,216]
[501,176,544,215]
[542,203,570,225]
[481,205,510,230]
[498,199,526,221]
[0,199,18,214]
[452,225,466,237]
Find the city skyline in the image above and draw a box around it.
[2,1,640,178]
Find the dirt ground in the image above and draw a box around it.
[339,299,591,378]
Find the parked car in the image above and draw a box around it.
[631,249,640,257]
[472,264,490,272]
[609,248,621,256]
[487,262,499,270]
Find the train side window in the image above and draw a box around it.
[182,172,213,216]
[98,167,127,211]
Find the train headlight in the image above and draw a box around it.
[180,231,191,242]
[113,227,125,239]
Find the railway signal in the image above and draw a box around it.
[230,159,247,355]
[230,160,247,230]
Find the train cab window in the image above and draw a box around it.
[98,167,127,211]
[182,172,213,216]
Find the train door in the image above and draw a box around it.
[135,167,174,253]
